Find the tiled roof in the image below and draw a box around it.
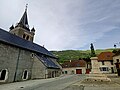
[61,60,86,68]
[0,28,55,58]
[98,52,114,61]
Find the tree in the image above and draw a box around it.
[112,49,117,54]
[90,43,96,57]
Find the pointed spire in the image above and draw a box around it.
[18,4,29,29]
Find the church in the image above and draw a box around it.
[0,7,62,84]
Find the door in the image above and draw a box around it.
[76,69,82,74]
[86,69,90,74]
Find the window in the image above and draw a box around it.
[31,53,34,58]
[102,67,108,71]
[0,69,8,81]
[117,59,119,63]
[26,36,29,40]
[102,61,105,65]
[23,34,26,39]
[65,71,67,74]
[100,67,109,71]
[22,70,28,80]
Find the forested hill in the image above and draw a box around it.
[51,49,114,63]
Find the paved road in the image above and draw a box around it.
[20,75,86,90]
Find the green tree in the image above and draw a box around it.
[112,49,117,54]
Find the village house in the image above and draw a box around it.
[0,7,62,84]
[113,50,120,76]
[61,60,91,74]
[97,52,115,73]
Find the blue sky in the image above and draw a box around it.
[0,0,120,50]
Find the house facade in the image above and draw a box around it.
[0,7,61,84]
[113,50,120,75]
[98,52,115,73]
[61,60,90,74]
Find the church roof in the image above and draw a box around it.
[0,28,56,58]
[36,54,60,69]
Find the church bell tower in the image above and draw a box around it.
[9,4,35,42]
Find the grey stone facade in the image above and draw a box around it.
[32,55,46,79]
[0,42,34,83]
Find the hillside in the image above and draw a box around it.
[51,49,114,63]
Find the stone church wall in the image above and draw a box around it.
[0,42,61,84]
[0,42,19,83]
[32,55,46,79]
[14,48,34,82]
[0,42,34,83]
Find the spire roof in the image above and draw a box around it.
[18,4,29,29]
[19,10,28,25]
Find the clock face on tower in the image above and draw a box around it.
[26,24,29,28]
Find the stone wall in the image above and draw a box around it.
[0,42,18,83]
[32,55,46,79]
[14,48,33,82]
[0,42,33,83]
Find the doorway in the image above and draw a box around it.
[86,69,90,74]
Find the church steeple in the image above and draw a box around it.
[9,4,35,42]
[19,4,29,29]
[16,4,29,30]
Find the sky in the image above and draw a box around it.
[0,0,120,51]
